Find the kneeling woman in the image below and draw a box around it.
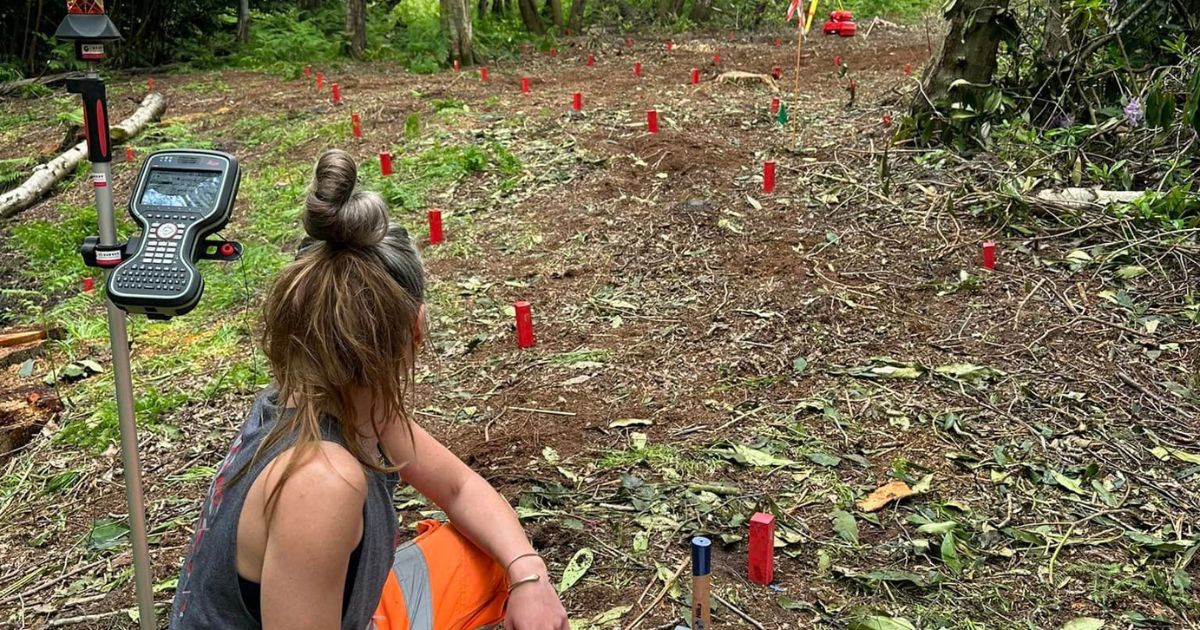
[170,150,569,630]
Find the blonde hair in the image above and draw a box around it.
[249,149,425,518]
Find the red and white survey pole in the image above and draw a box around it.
[55,2,155,628]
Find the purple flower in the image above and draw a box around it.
[1124,98,1144,126]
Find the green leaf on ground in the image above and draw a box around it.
[851,616,917,630]
[792,356,808,374]
[841,358,925,379]
[557,547,594,594]
[934,362,1005,385]
[569,605,631,630]
[832,510,859,544]
[725,443,795,467]
[941,532,963,573]
[79,359,104,373]
[917,521,957,535]
[1116,265,1147,279]
[805,451,841,467]
[87,518,130,552]
[1150,446,1200,465]
[1059,618,1104,630]
[1051,470,1087,495]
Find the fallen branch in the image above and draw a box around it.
[0,72,75,96]
[1033,187,1146,209]
[0,92,167,220]
[628,557,688,630]
[713,71,780,92]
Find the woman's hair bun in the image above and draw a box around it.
[304,149,388,248]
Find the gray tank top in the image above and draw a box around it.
[169,388,398,629]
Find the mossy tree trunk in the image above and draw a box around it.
[567,0,586,33]
[547,0,564,32]
[517,0,545,34]
[345,0,367,59]
[236,0,250,44]
[441,0,476,64]
[911,0,1014,121]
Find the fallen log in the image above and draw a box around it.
[1033,187,1146,209]
[0,92,167,220]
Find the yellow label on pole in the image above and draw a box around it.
[806,0,825,33]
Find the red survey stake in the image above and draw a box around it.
[428,209,444,245]
[379,152,393,176]
[748,512,775,585]
[982,241,996,270]
[647,110,659,133]
[514,301,535,348]
[763,161,776,193]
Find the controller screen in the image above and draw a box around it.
[139,169,221,211]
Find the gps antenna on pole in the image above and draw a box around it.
[54,3,155,628]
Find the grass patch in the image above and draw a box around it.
[180,77,232,93]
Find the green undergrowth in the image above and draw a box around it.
[363,140,522,212]
[9,98,523,452]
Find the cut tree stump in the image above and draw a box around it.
[0,92,167,220]
[0,391,61,460]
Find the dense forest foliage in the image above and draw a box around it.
[4,0,1198,185]
[2,0,932,78]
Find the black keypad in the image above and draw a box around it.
[113,263,189,293]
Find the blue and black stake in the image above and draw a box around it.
[691,536,712,630]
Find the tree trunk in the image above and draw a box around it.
[300,0,322,7]
[441,0,476,65]
[547,0,564,32]
[750,0,768,27]
[615,0,632,22]
[656,0,673,22]
[26,0,44,73]
[567,0,586,32]
[478,0,488,19]
[689,0,712,22]
[1043,0,1072,61]
[911,0,1013,122]
[517,0,545,34]
[345,0,367,59]
[236,0,250,44]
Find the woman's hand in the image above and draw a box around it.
[504,556,569,630]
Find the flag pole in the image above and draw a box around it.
[792,4,804,143]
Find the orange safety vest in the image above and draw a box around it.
[372,520,509,630]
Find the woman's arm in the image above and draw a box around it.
[382,421,568,630]
[259,443,367,630]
